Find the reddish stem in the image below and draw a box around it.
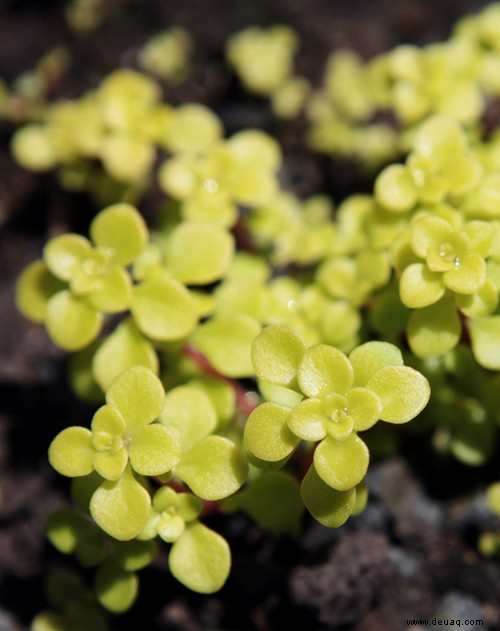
[182,343,259,416]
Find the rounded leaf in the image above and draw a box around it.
[258,380,304,408]
[131,274,198,341]
[44,234,91,281]
[95,563,138,613]
[165,103,222,153]
[468,316,500,370]
[46,291,103,351]
[91,403,126,436]
[347,387,383,431]
[287,398,327,441]
[90,466,151,540]
[176,435,248,500]
[244,402,300,463]
[106,366,165,432]
[11,124,56,171]
[46,508,94,555]
[159,385,217,450]
[399,263,445,309]
[443,254,486,295]
[314,434,369,491]
[90,203,148,266]
[190,314,261,378]
[164,221,234,285]
[87,266,132,314]
[49,426,94,477]
[367,365,430,423]
[301,464,356,527]
[129,424,181,476]
[100,133,155,182]
[93,448,128,482]
[15,260,64,323]
[92,318,159,391]
[169,522,230,593]
[455,278,498,318]
[251,326,306,387]
[407,296,461,358]
[349,341,403,387]
[374,164,417,213]
[227,129,281,170]
[113,539,158,571]
[410,216,453,259]
[223,471,303,536]
[297,345,353,398]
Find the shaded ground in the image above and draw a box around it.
[1,1,500,629]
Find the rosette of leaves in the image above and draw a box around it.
[49,366,182,540]
[16,203,147,350]
[11,69,163,184]
[316,248,391,308]
[247,191,341,266]
[92,69,164,182]
[243,327,430,526]
[226,25,299,97]
[374,116,482,213]
[214,271,361,353]
[384,40,483,126]
[46,508,157,613]
[138,27,193,83]
[158,129,281,227]
[393,207,498,358]
[138,486,231,593]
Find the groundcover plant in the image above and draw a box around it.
[6,1,500,628]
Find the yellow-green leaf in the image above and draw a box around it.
[301,464,356,527]
[49,426,94,477]
[129,424,181,476]
[90,466,151,540]
[314,434,369,491]
[90,203,148,266]
[169,522,230,593]
[367,365,430,423]
[244,402,300,463]
[176,436,248,500]
[106,366,165,432]
[46,291,103,351]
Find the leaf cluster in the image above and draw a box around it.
[11,2,500,614]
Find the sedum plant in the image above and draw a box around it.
[244,328,430,526]
[13,4,500,627]
[16,203,147,350]
[47,365,245,603]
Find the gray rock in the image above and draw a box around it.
[426,592,488,631]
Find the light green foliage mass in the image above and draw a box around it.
[138,27,193,83]
[245,328,430,524]
[16,203,147,350]
[14,3,500,615]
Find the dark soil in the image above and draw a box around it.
[1,1,500,630]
